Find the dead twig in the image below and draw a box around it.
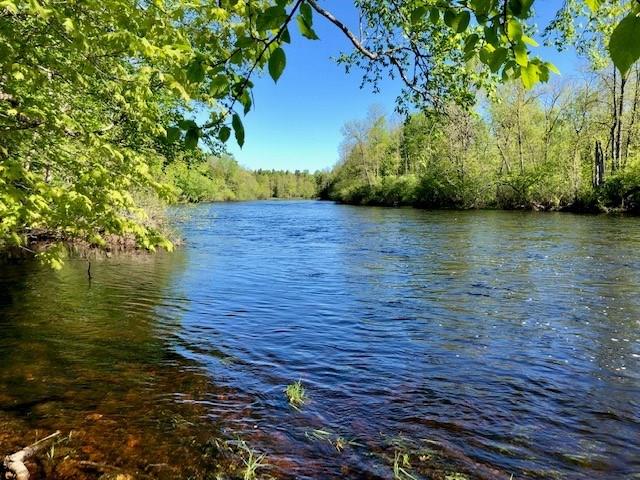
[2,430,61,480]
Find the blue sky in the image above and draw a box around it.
[217,1,582,172]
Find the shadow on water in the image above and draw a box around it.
[1,201,640,479]
[0,253,265,479]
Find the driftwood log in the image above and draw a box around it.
[2,431,61,480]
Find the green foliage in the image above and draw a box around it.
[268,47,287,82]
[0,0,302,265]
[297,1,319,40]
[609,12,640,77]
[232,114,245,149]
[284,380,307,408]
[164,154,319,203]
[325,69,640,212]
[393,450,417,480]
[2,0,639,267]
[237,440,267,480]
[328,0,639,110]
[599,159,640,210]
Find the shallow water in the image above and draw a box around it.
[1,201,640,479]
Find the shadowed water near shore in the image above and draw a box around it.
[1,201,640,479]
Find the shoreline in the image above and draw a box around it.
[2,199,639,263]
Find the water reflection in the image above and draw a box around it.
[0,252,258,479]
[1,202,640,479]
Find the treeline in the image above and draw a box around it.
[163,154,319,202]
[322,67,640,212]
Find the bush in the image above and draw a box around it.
[599,159,640,211]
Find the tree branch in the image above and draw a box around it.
[2,431,61,480]
[203,0,305,131]
[307,0,377,60]
[308,0,435,106]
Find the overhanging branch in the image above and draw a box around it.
[307,0,435,106]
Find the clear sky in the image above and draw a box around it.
[215,1,582,172]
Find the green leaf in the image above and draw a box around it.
[268,47,286,83]
[236,36,254,48]
[429,7,439,23]
[240,90,252,114]
[479,45,493,66]
[232,113,245,148]
[509,0,534,18]
[411,6,427,25]
[538,62,550,82]
[514,41,528,66]
[464,33,480,53]
[178,119,198,131]
[471,0,493,16]
[256,6,286,31]
[187,60,205,83]
[281,28,291,43]
[300,2,313,24]
[210,75,229,97]
[609,13,640,76]
[489,47,508,72]
[456,10,471,33]
[484,25,499,46]
[585,0,602,12]
[507,19,523,41]
[445,9,470,33]
[218,126,231,143]
[546,62,560,75]
[480,45,508,72]
[166,126,181,143]
[62,17,74,33]
[185,127,199,149]
[520,62,540,88]
[0,1,18,14]
[297,14,319,40]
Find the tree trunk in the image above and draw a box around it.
[610,67,618,173]
[594,140,604,188]
[615,74,627,170]
[624,66,639,165]
[516,93,525,175]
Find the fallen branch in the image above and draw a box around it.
[2,431,61,480]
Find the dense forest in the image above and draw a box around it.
[319,0,640,212]
[322,67,640,211]
[163,153,318,202]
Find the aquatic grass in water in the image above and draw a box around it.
[238,441,267,480]
[46,444,55,461]
[445,473,470,480]
[393,450,417,480]
[284,380,307,409]
[305,429,363,452]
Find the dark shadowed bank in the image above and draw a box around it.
[318,175,640,213]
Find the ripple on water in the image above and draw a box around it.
[1,202,640,479]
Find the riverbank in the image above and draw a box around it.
[319,172,640,214]
[2,192,636,267]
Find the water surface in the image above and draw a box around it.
[1,201,639,479]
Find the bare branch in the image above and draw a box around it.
[307,0,435,106]
[307,0,377,60]
[2,431,61,480]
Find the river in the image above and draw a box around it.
[1,201,639,479]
